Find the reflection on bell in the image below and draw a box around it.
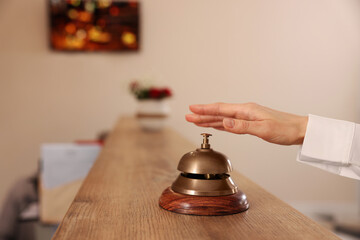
[159,133,249,216]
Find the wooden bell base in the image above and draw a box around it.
[159,187,249,216]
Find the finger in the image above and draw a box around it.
[189,103,253,120]
[195,122,224,128]
[189,103,238,117]
[185,114,224,123]
[223,118,265,137]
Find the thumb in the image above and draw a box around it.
[223,118,262,136]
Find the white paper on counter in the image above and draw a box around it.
[41,143,101,189]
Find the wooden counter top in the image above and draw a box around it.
[53,117,339,240]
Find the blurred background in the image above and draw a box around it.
[1,0,360,239]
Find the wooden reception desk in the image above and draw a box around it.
[52,117,339,240]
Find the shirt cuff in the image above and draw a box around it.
[350,123,360,167]
[297,148,360,180]
[299,114,355,166]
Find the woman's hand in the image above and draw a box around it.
[185,102,308,145]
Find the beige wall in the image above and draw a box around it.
[1,0,360,206]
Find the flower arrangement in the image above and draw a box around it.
[129,80,172,100]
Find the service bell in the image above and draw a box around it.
[159,133,249,216]
[171,133,238,196]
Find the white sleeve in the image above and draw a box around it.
[297,114,360,180]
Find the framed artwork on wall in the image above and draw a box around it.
[49,0,140,52]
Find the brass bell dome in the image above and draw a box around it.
[171,133,238,196]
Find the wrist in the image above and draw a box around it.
[296,116,308,144]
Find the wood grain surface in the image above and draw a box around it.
[159,187,249,216]
[53,117,340,240]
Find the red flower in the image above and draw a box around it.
[162,88,172,97]
[149,88,161,98]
